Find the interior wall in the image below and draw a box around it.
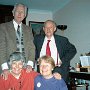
[26,10,53,25]
[53,0,90,67]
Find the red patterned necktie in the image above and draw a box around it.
[46,40,51,56]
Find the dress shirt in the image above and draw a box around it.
[40,36,62,65]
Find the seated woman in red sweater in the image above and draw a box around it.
[0,52,38,90]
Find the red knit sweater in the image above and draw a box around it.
[0,69,38,90]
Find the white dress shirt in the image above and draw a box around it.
[40,36,62,66]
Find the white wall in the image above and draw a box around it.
[26,9,53,25]
[53,0,90,67]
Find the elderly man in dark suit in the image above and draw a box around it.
[0,3,35,73]
[34,20,77,83]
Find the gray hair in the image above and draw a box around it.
[12,3,27,17]
[8,52,25,66]
[43,20,57,28]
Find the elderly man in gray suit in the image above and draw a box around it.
[0,3,35,73]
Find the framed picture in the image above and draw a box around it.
[29,21,44,37]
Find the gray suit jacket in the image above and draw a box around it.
[0,21,35,70]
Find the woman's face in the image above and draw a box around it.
[40,60,53,78]
[11,60,23,76]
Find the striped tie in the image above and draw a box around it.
[17,25,20,36]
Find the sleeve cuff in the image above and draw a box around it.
[1,62,9,70]
[27,61,34,68]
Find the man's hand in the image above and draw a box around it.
[1,69,10,80]
[53,72,62,80]
[26,65,33,73]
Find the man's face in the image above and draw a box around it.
[43,21,56,38]
[11,60,23,76]
[13,5,25,24]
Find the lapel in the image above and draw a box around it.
[54,35,62,56]
[21,24,29,53]
[54,35,59,48]
[40,35,45,49]
[7,21,17,48]
[22,24,26,46]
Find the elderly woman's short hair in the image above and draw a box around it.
[8,52,25,66]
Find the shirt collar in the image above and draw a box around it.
[45,35,54,41]
[13,20,22,31]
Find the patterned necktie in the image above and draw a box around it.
[16,25,25,58]
[46,40,51,56]
[17,25,20,36]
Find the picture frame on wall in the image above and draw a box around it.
[29,21,44,37]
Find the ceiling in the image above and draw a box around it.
[0,0,71,13]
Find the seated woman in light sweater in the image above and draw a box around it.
[34,55,68,90]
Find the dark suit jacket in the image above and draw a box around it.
[0,21,35,71]
[34,34,77,82]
